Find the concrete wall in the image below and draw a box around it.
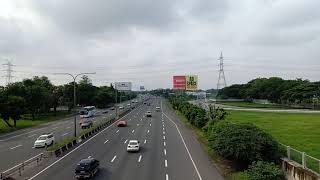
[282,158,320,180]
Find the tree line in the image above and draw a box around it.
[217,77,320,105]
[0,76,136,127]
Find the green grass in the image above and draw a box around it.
[0,111,71,135]
[228,172,248,180]
[226,110,320,159]
[219,102,284,109]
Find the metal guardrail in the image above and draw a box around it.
[0,153,43,179]
[280,143,320,175]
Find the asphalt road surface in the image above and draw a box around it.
[24,97,223,180]
[0,99,137,172]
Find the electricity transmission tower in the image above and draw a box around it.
[217,52,227,90]
[3,60,14,86]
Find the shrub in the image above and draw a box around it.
[246,161,285,180]
[208,121,280,166]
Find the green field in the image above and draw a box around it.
[226,110,320,159]
[219,102,285,109]
[0,111,71,135]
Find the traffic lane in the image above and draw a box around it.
[162,99,224,180]
[134,104,165,180]
[162,113,200,180]
[28,104,145,180]
[97,105,153,180]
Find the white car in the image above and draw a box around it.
[34,133,54,148]
[127,140,140,152]
[127,103,131,107]
[156,107,161,111]
[119,106,124,109]
[146,111,152,117]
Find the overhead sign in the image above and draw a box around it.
[186,75,198,91]
[115,82,132,91]
[173,76,186,90]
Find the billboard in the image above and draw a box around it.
[173,76,186,90]
[115,82,132,91]
[186,75,198,91]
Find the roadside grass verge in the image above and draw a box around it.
[0,111,72,135]
[218,101,284,109]
[226,110,320,159]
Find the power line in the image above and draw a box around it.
[217,52,227,90]
[2,60,15,86]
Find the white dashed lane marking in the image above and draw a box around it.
[163,136,166,140]
[132,130,135,133]
[164,149,167,156]
[61,133,69,137]
[163,141,166,146]
[111,155,117,163]
[124,139,128,144]
[116,130,119,133]
[165,160,168,167]
[144,139,147,144]
[104,140,109,144]
[10,145,22,150]
[138,155,142,162]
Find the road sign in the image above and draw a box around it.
[173,76,186,90]
[115,82,132,91]
[186,75,198,91]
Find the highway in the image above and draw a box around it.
[25,97,223,180]
[0,100,136,172]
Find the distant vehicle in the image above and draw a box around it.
[127,103,131,107]
[117,120,127,127]
[143,102,147,104]
[131,100,135,103]
[146,111,152,117]
[110,107,115,110]
[80,120,93,129]
[79,106,96,118]
[119,106,124,109]
[127,140,140,152]
[102,110,108,114]
[34,133,54,148]
[75,158,100,179]
[156,107,161,111]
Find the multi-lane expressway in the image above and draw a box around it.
[0,100,134,172]
[22,97,223,180]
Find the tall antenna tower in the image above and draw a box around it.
[217,52,227,90]
[3,60,14,86]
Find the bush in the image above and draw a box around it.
[208,121,280,166]
[246,161,285,180]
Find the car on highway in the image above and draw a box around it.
[75,158,100,179]
[127,103,131,107]
[79,106,96,118]
[119,106,124,109]
[156,107,161,111]
[110,107,115,110]
[117,120,127,127]
[127,140,140,152]
[80,120,93,129]
[34,133,54,148]
[146,111,152,117]
[143,102,147,104]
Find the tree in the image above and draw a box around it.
[245,161,285,180]
[7,96,26,127]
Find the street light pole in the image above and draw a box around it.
[54,72,96,137]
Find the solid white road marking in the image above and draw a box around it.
[163,141,166,146]
[27,104,143,180]
[10,145,22,150]
[124,139,128,144]
[165,160,168,167]
[61,133,69,137]
[164,149,167,156]
[144,139,147,144]
[138,155,142,162]
[116,130,119,133]
[28,134,37,138]
[166,174,169,180]
[104,140,109,144]
[111,155,117,163]
[162,109,203,180]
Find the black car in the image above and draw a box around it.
[75,158,100,179]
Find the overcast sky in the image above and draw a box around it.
[0,0,319,90]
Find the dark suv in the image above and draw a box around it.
[75,158,100,179]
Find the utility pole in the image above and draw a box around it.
[54,72,96,137]
[3,60,14,86]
